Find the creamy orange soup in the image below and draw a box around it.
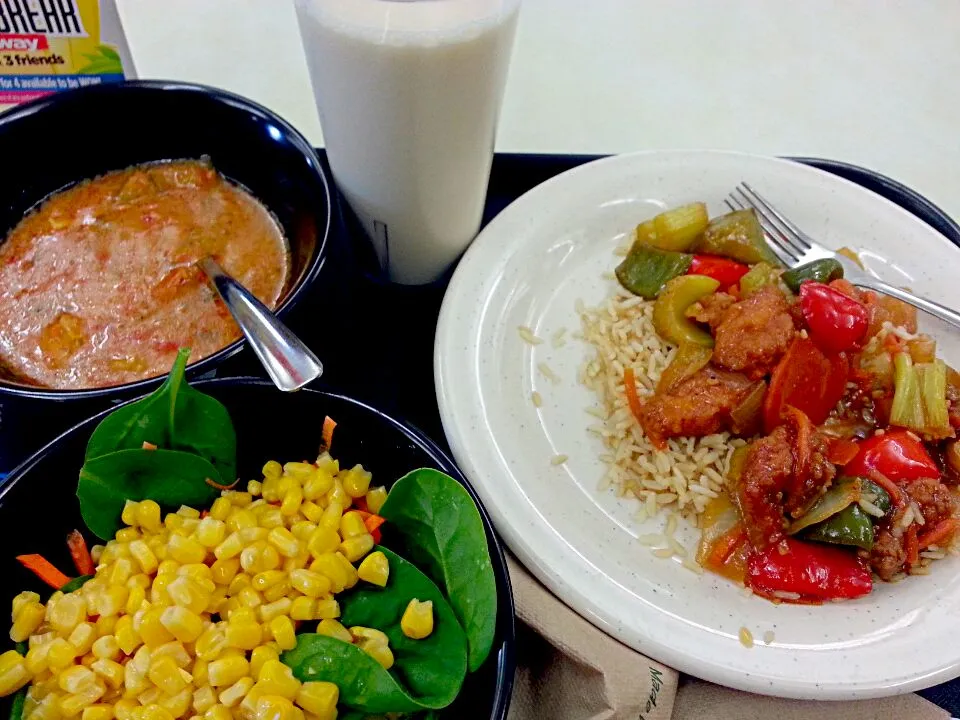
[0,160,290,389]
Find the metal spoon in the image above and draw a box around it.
[200,257,323,391]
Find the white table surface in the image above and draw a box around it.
[116,0,960,221]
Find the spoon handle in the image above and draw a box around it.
[200,258,323,392]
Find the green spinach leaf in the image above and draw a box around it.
[379,469,497,672]
[78,448,220,540]
[85,349,236,482]
[59,575,95,594]
[282,548,467,713]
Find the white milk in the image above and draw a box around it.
[294,0,520,285]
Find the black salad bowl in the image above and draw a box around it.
[0,80,331,400]
[0,379,515,719]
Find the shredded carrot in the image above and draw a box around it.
[200,510,209,519]
[16,554,72,590]
[66,530,95,576]
[364,514,386,535]
[205,477,239,491]
[883,333,902,353]
[353,497,370,513]
[905,525,919,568]
[866,469,902,506]
[706,527,746,569]
[142,441,157,451]
[623,368,643,423]
[918,518,959,550]
[827,438,860,467]
[320,416,337,453]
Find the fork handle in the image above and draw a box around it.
[854,278,960,331]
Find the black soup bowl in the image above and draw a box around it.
[0,80,331,400]
[0,379,515,719]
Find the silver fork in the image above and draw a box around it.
[727,182,960,331]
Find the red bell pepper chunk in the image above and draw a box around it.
[763,336,849,432]
[746,538,872,602]
[688,254,749,289]
[844,429,940,483]
[799,282,869,353]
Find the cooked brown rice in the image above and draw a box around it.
[578,284,746,522]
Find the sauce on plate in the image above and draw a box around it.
[0,160,290,389]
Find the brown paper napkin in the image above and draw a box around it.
[506,556,949,720]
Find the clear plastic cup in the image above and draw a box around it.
[294,0,521,285]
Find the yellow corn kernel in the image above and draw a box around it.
[129,541,159,575]
[357,551,388,588]
[226,492,253,508]
[59,683,106,717]
[208,559,238,588]
[139,608,175,647]
[207,656,249,687]
[247,647,278,681]
[158,687,192,719]
[225,622,262,651]
[299,503,323,524]
[226,510,256,535]
[204,705,232,720]
[195,626,227,662]
[350,627,388,647]
[313,599,339,621]
[157,560,180,576]
[258,599,291,624]
[60,664,97,695]
[116,528,140,544]
[251,571,285,592]
[193,518,225,550]
[316,502,341,535]
[261,461,282,480]
[261,583,290,604]
[136,501,162,532]
[148,656,187,695]
[91,635,120,661]
[359,641,393,671]
[237,686,265,720]
[218,677,253,708]
[11,601,46,642]
[254,661,299,701]
[121,500,140,527]
[336,554,359,590]
[266,529,299,559]
[287,571,329,599]
[114,616,140,655]
[168,536,207,565]
[98,586,129,619]
[260,479,280,504]
[125,585,147,616]
[209,498,232,522]
[308,555,346,594]
[214,533,243,562]
[238,528,269,546]
[165,514,185,533]
[159,607,203,644]
[11,589,41,616]
[295,682,338,720]
[152,641,191,668]
[341,466,371,498]
[82,704,114,720]
[128,573,152,590]
[338,534,374,564]
[151,573,176,606]
[48,593,87,634]
[90,658,125,690]
[338,512,366,540]
[302,470,333,501]
[364,487,387,515]
[67,623,97,655]
[192,659,209,687]
[138,706,174,720]
[268,617,295,652]
[281,553,309,574]
[279,487,303,518]
[192,686,217,714]
[317,618,353,643]
[235,587,261,611]
[167,576,211,615]
[256,508,284,530]
[24,643,51,675]
[239,544,266,575]
[305,528,339,559]
[108,558,134,587]
[252,695,295,720]
[245,480,262,497]
[400,599,434,640]
[324,481,347,509]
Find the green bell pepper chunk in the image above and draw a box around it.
[858,478,891,515]
[804,503,875,550]
[615,243,693,299]
[780,258,844,293]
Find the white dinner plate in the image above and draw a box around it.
[434,150,960,699]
